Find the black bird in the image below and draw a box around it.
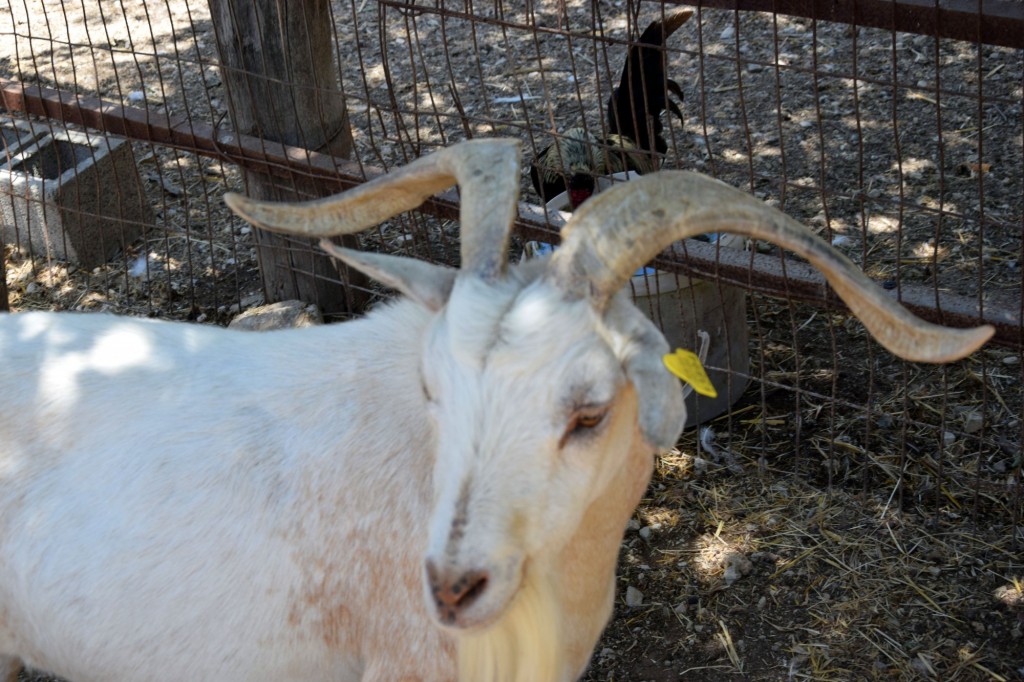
[530,10,693,208]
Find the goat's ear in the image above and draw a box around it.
[604,301,687,451]
[320,240,456,312]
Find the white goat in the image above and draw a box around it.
[0,139,992,682]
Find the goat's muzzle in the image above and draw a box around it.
[425,559,491,627]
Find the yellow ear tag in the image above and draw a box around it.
[663,349,718,398]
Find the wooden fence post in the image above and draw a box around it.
[209,0,368,314]
[0,237,8,312]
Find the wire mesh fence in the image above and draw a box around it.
[2,0,1023,678]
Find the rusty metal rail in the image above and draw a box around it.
[3,77,1019,348]
[374,0,1024,49]
[671,0,1024,49]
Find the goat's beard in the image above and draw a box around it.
[456,560,565,682]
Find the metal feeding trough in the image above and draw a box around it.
[529,172,751,429]
[0,127,152,268]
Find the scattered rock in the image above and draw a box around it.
[960,410,984,434]
[751,551,780,564]
[994,584,1024,610]
[229,300,323,331]
[723,553,754,586]
[625,586,644,607]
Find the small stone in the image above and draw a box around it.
[757,596,767,609]
[639,526,652,540]
[625,586,644,607]
[720,25,735,40]
[724,553,753,586]
[943,432,956,446]
[751,551,780,564]
[127,90,145,103]
[25,282,40,294]
[724,561,741,585]
[911,658,932,675]
[961,410,984,434]
[239,292,265,308]
[203,68,221,86]
[1003,355,1020,366]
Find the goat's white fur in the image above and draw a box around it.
[0,260,656,682]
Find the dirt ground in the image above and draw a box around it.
[2,0,1022,679]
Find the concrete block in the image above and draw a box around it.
[0,119,47,160]
[0,129,153,268]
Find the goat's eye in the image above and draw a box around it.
[561,406,609,447]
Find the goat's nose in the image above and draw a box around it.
[425,559,490,625]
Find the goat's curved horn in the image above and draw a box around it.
[224,139,522,280]
[548,172,994,363]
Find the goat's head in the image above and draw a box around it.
[225,139,992,639]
